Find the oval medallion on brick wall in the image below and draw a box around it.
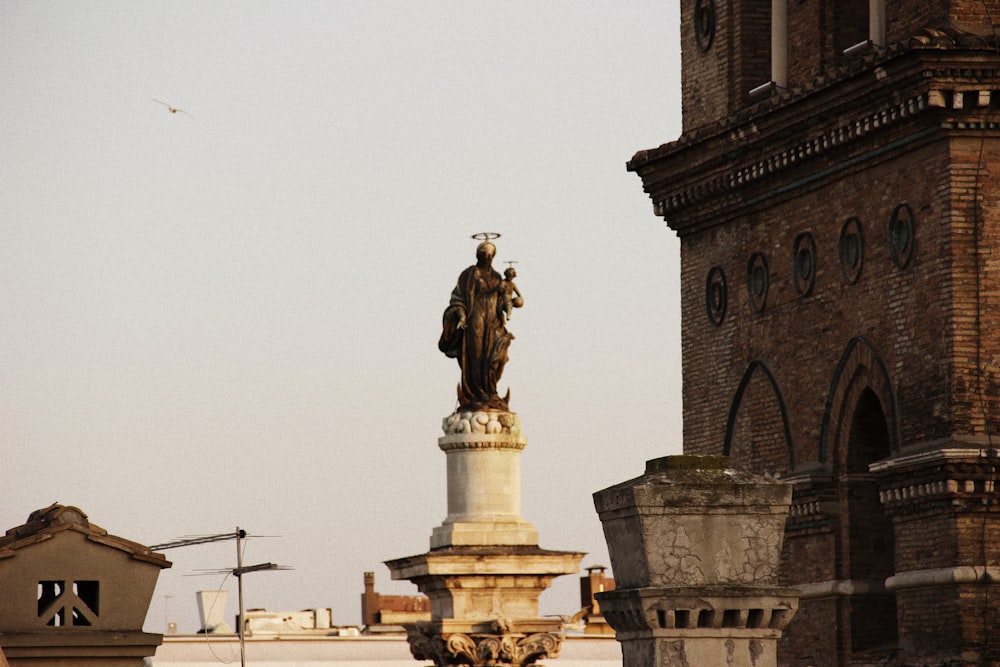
[889,202,915,269]
[694,0,716,51]
[793,232,817,296]
[746,253,769,312]
[705,266,727,326]
[839,216,865,284]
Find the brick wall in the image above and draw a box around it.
[779,598,840,667]
[680,0,732,131]
[679,139,953,462]
[735,1,771,104]
[680,0,771,131]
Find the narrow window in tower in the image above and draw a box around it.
[843,0,885,55]
[845,389,898,652]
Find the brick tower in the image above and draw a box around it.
[629,1,1000,666]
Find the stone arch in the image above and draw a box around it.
[820,336,899,466]
[724,360,795,474]
[820,337,899,653]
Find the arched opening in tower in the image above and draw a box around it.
[844,387,897,653]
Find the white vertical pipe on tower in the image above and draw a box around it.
[772,0,788,88]
[870,0,886,46]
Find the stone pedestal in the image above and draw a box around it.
[431,411,538,548]
[592,455,798,667]
[387,547,585,622]
[386,410,583,666]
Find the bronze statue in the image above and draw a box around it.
[438,237,523,411]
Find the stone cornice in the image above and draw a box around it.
[596,586,799,634]
[628,47,1000,237]
[869,446,998,471]
[438,434,527,452]
[866,447,1000,513]
[384,547,585,579]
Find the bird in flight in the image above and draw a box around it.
[153,99,194,118]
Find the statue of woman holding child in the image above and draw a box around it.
[438,235,523,411]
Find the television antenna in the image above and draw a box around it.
[151,528,290,667]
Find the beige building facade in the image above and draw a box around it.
[0,504,170,666]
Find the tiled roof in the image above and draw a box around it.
[0,503,171,567]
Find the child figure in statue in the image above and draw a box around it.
[501,266,524,322]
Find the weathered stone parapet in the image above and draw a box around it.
[406,619,563,667]
[593,455,798,667]
[594,455,792,589]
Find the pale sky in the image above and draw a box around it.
[1,1,683,632]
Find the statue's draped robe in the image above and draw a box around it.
[438,264,514,411]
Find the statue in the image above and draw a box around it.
[438,235,523,411]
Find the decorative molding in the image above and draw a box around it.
[650,92,932,220]
[631,46,1000,231]
[785,498,830,527]
[909,25,998,49]
[724,360,795,469]
[746,253,769,312]
[442,410,522,436]
[438,439,527,453]
[792,232,817,296]
[819,336,899,463]
[879,478,955,504]
[693,0,716,52]
[869,446,997,471]
[705,266,727,326]
[838,216,865,284]
[406,624,562,667]
[597,588,799,633]
[888,201,916,269]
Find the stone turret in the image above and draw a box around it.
[594,455,798,667]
